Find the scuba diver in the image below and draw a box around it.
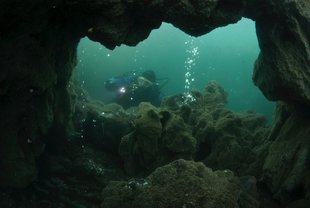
[104,70,166,108]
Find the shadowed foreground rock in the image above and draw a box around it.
[262,102,310,206]
[101,159,259,208]
[119,102,196,175]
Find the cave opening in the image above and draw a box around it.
[1,2,310,207]
[75,17,274,122]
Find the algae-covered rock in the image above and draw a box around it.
[262,102,310,204]
[253,0,310,106]
[161,113,196,156]
[119,103,163,175]
[102,159,259,208]
[72,89,134,153]
[162,81,270,177]
[198,108,270,177]
[119,103,196,175]
[162,81,227,110]
[83,102,133,153]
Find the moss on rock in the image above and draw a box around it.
[102,159,259,208]
[119,103,196,175]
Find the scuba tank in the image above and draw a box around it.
[104,71,138,91]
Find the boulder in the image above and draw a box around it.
[119,103,196,175]
[101,159,259,208]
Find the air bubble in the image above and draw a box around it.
[183,37,199,104]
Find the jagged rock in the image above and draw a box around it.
[261,102,310,204]
[162,81,270,177]
[198,108,270,177]
[82,102,133,153]
[201,80,228,106]
[101,159,259,208]
[70,79,134,153]
[162,80,227,111]
[32,135,126,208]
[0,31,78,187]
[252,0,310,106]
[119,103,196,175]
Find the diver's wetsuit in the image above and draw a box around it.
[114,77,161,108]
[105,70,161,108]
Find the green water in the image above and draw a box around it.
[76,18,274,121]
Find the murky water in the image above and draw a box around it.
[75,18,274,122]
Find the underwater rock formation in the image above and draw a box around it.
[85,0,245,49]
[262,102,310,205]
[252,0,310,106]
[119,102,196,175]
[101,159,259,208]
[162,81,270,177]
[78,102,133,153]
[0,28,78,187]
[70,80,134,153]
[0,135,126,208]
[196,108,270,177]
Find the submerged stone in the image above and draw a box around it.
[119,102,196,175]
[101,159,259,208]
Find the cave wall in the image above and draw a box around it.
[253,0,310,106]
[0,2,79,187]
[0,1,310,202]
[262,102,310,204]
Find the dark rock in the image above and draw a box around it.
[198,108,270,177]
[82,102,133,153]
[162,81,270,177]
[119,102,196,175]
[70,80,134,153]
[0,28,78,187]
[161,80,227,112]
[102,159,259,208]
[261,102,310,204]
[253,0,310,106]
[286,199,310,208]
